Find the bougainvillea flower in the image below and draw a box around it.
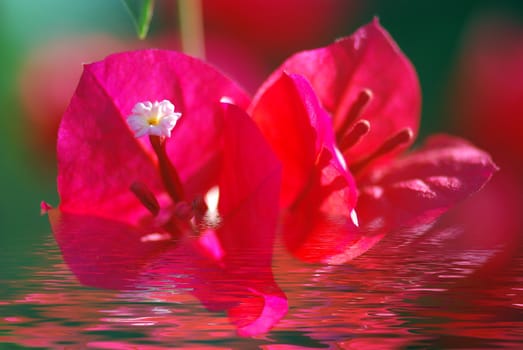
[44,50,286,336]
[250,19,497,264]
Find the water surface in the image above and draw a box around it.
[1,230,522,349]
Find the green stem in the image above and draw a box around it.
[178,0,206,59]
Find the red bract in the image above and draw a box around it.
[255,18,421,169]
[17,35,136,159]
[45,50,286,336]
[201,0,359,58]
[453,16,523,165]
[250,19,497,264]
[447,15,523,273]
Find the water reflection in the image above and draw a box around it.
[1,232,522,348]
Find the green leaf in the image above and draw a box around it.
[121,0,155,40]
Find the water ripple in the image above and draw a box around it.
[1,234,522,349]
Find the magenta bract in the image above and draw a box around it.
[49,49,286,336]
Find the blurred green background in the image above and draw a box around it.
[1,0,522,277]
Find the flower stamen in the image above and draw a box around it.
[335,89,372,143]
[351,128,413,174]
[130,181,160,216]
[338,119,371,152]
[149,135,185,203]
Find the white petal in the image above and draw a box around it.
[134,126,150,138]
[127,115,148,132]
[132,101,152,114]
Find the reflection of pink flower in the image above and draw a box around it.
[45,50,286,336]
[250,19,497,264]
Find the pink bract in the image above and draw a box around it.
[48,49,286,336]
[250,19,497,264]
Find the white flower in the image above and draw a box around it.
[127,100,182,138]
